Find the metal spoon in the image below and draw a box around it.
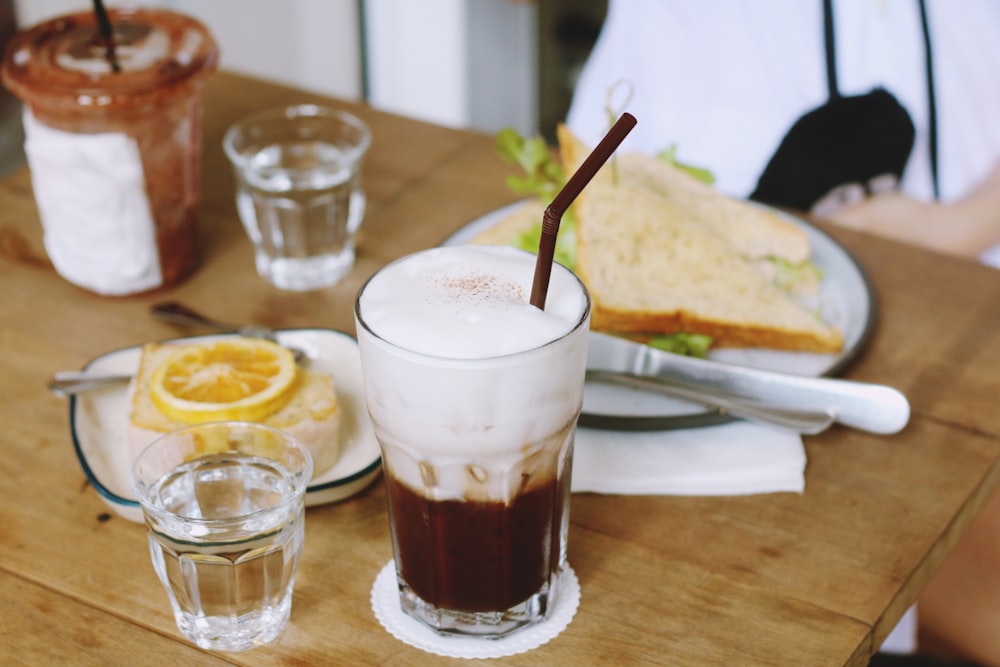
[48,371,132,397]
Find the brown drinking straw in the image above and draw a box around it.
[529,112,637,309]
[92,0,121,73]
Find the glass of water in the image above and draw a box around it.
[131,421,313,651]
[223,104,371,290]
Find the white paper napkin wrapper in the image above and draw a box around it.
[371,560,580,659]
[572,421,806,496]
[23,109,162,295]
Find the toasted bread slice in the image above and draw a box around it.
[128,341,342,477]
[556,124,810,263]
[572,178,843,351]
[470,200,545,246]
[619,153,811,263]
[557,125,843,353]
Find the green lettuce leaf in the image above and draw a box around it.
[768,257,824,291]
[647,332,714,358]
[495,128,564,202]
[511,214,578,269]
[657,145,715,185]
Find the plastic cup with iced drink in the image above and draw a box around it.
[355,245,591,638]
[0,8,218,295]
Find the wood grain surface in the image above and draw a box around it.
[1,71,999,666]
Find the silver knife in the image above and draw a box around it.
[585,331,910,435]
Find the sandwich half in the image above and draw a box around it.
[556,125,843,353]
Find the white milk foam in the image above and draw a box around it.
[356,246,591,498]
[358,245,586,359]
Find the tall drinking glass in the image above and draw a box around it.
[355,245,591,638]
[132,421,313,652]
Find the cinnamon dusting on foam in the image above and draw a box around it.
[435,271,526,305]
[358,245,586,359]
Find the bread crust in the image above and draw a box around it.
[469,201,544,246]
[590,307,843,352]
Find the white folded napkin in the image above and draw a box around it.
[572,421,806,496]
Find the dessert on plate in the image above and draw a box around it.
[127,337,342,478]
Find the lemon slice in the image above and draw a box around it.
[149,338,298,423]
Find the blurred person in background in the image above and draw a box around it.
[566,0,1000,270]
[566,1,1000,666]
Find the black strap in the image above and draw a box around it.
[823,0,839,99]
[918,0,940,199]
[822,0,939,198]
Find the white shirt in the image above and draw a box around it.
[567,1,1000,650]
[567,0,1000,267]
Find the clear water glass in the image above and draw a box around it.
[223,104,371,290]
[132,421,313,651]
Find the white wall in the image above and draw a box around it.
[12,0,539,134]
[363,0,467,127]
[12,0,363,99]
[465,0,537,135]
[362,0,537,134]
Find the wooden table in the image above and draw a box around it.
[2,71,1000,666]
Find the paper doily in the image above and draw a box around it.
[370,560,580,659]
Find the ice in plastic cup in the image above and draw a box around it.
[355,245,591,638]
[131,421,313,652]
[0,7,218,296]
[223,104,371,291]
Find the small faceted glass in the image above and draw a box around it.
[223,104,371,290]
[132,421,313,651]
